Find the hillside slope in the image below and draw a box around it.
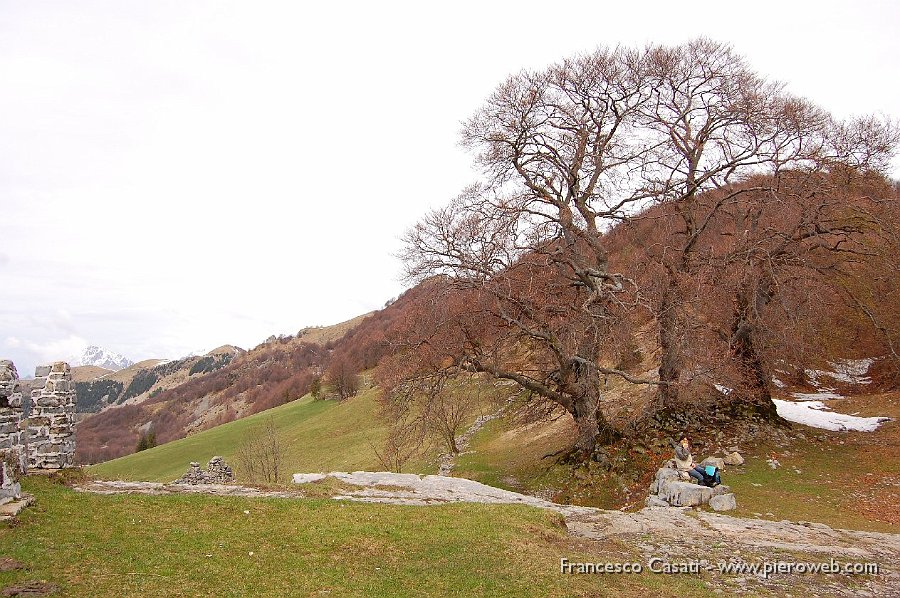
[89,389,396,482]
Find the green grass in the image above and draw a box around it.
[0,478,710,597]
[723,430,900,533]
[90,389,414,483]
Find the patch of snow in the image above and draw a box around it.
[773,399,891,432]
[714,384,733,395]
[804,368,830,387]
[791,391,845,401]
[823,358,873,385]
[804,358,874,388]
[771,378,786,389]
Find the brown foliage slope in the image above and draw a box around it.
[77,176,899,463]
[76,340,326,463]
[604,170,900,406]
[75,286,437,464]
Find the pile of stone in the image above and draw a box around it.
[174,456,234,485]
[646,454,740,511]
[27,362,77,470]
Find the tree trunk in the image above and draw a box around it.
[730,285,779,419]
[567,374,617,459]
[657,278,681,407]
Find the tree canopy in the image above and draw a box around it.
[398,38,898,459]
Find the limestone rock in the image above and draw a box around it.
[654,466,681,488]
[292,473,328,484]
[658,480,716,507]
[709,493,737,511]
[645,495,670,508]
[723,451,744,466]
[712,484,731,496]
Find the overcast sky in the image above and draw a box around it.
[1,1,898,376]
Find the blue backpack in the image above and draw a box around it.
[701,465,721,487]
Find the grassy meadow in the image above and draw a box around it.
[0,478,709,597]
[89,390,399,483]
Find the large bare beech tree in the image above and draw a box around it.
[636,40,898,408]
[399,38,897,458]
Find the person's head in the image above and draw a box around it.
[680,437,690,448]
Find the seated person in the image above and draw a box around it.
[672,436,707,484]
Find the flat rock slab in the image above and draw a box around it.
[75,480,303,499]
[292,471,599,517]
[0,495,34,521]
[569,506,900,561]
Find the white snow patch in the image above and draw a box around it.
[824,358,874,385]
[791,391,845,401]
[714,384,733,395]
[771,378,786,389]
[773,399,891,432]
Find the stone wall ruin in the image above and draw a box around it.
[28,362,77,469]
[0,359,78,477]
[0,360,26,500]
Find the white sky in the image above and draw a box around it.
[1,0,898,376]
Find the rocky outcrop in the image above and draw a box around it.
[646,461,736,510]
[173,457,234,485]
[27,362,77,469]
[292,471,598,517]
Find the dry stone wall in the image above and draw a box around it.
[0,360,25,499]
[1,358,79,480]
[27,362,77,469]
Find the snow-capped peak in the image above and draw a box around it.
[74,345,134,371]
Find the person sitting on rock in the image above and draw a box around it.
[673,436,707,484]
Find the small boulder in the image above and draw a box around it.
[709,493,737,511]
[645,495,670,508]
[723,452,744,466]
[658,481,716,507]
[655,467,681,486]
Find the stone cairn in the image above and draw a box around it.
[174,456,234,485]
[27,362,77,470]
[646,454,739,511]
[0,360,26,501]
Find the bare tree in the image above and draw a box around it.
[370,400,429,473]
[400,45,661,459]
[326,357,360,400]
[236,416,282,484]
[632,40,898,410]
[398,39,898,459]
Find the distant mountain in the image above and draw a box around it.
[75,345,134,371]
